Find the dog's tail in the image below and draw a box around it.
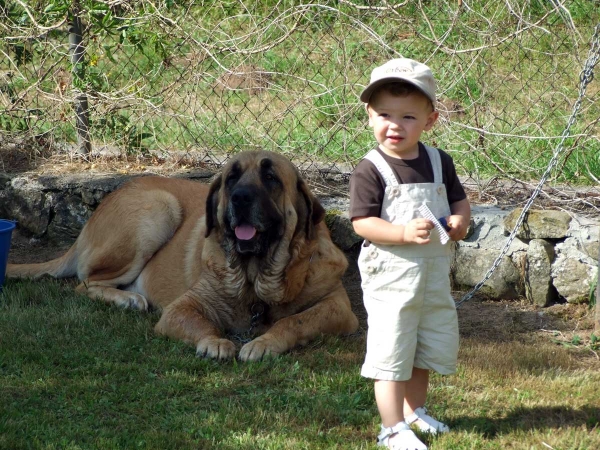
[6,244,79,280]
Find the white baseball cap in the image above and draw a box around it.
[360,58,437,105]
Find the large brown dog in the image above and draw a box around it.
[7,151,358,361]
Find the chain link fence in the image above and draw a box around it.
[1,1,599,211]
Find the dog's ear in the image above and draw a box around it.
[297,178,325,240]
[205,175,222,237]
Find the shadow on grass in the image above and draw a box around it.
[450,405,600,437]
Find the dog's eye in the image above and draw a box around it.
[263,172,279,185]
[226,163,242,186]
[226,172,240,188]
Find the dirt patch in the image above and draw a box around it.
[7,229,71,265]
[213,64,272,94]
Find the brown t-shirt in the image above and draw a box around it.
[349,143,467,220]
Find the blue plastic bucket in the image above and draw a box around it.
[0,220,16,292]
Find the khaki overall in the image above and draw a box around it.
[358,146,459,381]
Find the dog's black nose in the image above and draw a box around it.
[231,186,254,207]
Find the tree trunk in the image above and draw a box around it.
[68,4,91,155]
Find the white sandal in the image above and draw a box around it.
[405,407,450,434]
[377,421,427,449]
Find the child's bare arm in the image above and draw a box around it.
[445,198,471,241]
[352,216,434,245]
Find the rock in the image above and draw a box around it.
[0,172,10,187]
[551,237,598,303]
[325,212,362,251]
[2,177,51,236]
[463,206,528,253]
[452,247,523,299]
[503,208,571,239]
[525,239,557,307]
[46,191,92,243]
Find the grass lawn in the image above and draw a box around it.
[1,277,599,450]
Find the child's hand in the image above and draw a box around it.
[403,218,434,244]
[444,215,469,241]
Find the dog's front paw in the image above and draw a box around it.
[239,335,285,361]
[117,293,149,311]
[196,337,236,360]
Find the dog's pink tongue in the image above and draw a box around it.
[235,224,256,240]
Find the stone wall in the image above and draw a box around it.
[1,171,598,306]
[322,200,598,306]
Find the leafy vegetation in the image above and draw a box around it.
[0,1,599,184]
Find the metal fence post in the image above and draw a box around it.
[68,3,91,155]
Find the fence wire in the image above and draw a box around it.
[0,1,599,213]
[457,22,600,308]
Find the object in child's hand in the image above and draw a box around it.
[438,216,451,231]
[418,204,450,245]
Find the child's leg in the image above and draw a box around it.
[375,380,427,449]
[375,379,406,426]
[404,367,429,415]
[404,368,449,434]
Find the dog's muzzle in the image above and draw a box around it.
[227,185,281,255]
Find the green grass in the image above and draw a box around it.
[1,277,599,449]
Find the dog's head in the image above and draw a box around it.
[205,151,325,256]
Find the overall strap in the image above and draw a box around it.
[423,145,443,183]
[363,150,398,186]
